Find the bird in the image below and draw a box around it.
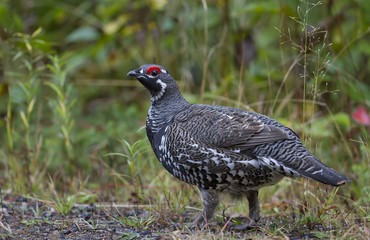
[127,64,351,228]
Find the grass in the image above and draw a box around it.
[0,0,369,239]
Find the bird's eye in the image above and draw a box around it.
[150,70,158,76]
[147,66,161,77]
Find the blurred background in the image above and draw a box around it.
[0,0,369,208]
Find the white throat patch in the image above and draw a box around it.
[152,79,167,102]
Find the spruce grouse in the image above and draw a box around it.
[127,64,350,228]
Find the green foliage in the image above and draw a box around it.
[352,160,370,206]
[111,211,155,230]
[47,191,97,215]
[51,194,76,215]
[21,218,53,226]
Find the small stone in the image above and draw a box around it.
[3,214,12,221]
[141,230,151,236]
[15,197,28,202]
[49,230,60,239]
[81,212,91,221]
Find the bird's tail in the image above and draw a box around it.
[295,156,351,186]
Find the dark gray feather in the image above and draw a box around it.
[174,104,289,150]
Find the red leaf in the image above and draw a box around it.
[352,106,370,126]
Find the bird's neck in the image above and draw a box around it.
[147,88,191,134]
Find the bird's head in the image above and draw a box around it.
[127,64,176,102]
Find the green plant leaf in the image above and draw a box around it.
[66,26,100,42]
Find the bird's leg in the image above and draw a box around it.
[191,188,219,228]
[233,190,260,230]
[246,190,260,224]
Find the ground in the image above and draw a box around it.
[0,194,365,240]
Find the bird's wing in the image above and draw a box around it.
[170,105,351,187]
[166,125,236,173]
[173,105,289,151]
[163,123,274,188]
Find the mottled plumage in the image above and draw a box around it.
[127,64,350,228]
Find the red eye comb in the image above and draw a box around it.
[147,66,161,74]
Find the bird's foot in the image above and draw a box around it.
[190,214,209,229]
[190,214,219,229]
[228,217,259,230]
[233,220,257,230]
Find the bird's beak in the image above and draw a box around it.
[127,69,138,77]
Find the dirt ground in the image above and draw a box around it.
[0,196,362,240]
